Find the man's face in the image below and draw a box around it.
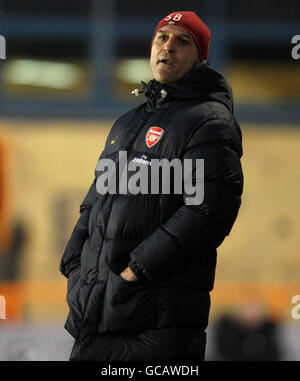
[150,25,200,84]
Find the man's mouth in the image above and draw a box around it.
[158,59,174,66]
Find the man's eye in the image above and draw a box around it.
[159,35,166,41]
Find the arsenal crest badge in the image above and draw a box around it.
[145,126,164,148]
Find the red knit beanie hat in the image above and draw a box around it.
[151,11,211,60]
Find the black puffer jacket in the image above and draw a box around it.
[59,61,243,348]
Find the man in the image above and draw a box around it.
[59,11,244,361]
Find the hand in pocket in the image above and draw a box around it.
[119,266,138,282]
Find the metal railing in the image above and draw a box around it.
[0,2,299,123]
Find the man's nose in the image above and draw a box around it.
[163,37,176,52]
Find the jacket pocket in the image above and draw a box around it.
[88,199,100,236]
[79,238,90,280]
[66,266,81,309]
[99,269,157,332]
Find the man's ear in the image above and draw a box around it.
[195,56,202,67]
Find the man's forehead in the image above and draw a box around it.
[156,25,193,40]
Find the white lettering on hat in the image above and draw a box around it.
[165,14,183,22]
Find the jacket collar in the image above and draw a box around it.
[140,61,234,113]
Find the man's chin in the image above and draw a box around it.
[154,73,178,84]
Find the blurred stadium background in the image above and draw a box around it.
[0,0,299,361]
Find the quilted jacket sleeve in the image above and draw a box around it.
[128,118,244,282]
[59,177,98,278]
